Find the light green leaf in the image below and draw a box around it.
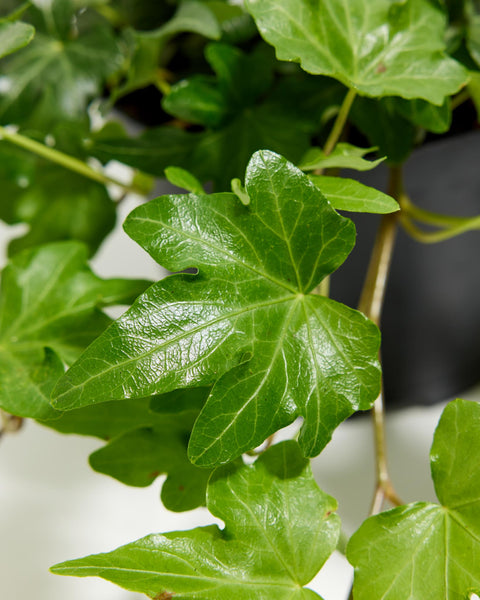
[51,441,338,599]
[298,143,385,172]
[165,165,205,194]
[0,242,150,419]
[467,0,480,66]
[246,0,468,104]
[348,399,480,600]
[231,177,250,205]
[52,151,381,467]
[309,176,399,214]
[89,412,212,512]
[0,21,34,58]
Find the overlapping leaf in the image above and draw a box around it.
[51,441,339,599]
[298,144,385,172]
[52,150,381,467]
[246,0,468,104]
[348,399,480,599]
[0,242,150,419]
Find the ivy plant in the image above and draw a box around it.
[1,0,480,599]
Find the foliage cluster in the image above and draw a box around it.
[1,1,480,598]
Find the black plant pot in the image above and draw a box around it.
[330,131,480,408]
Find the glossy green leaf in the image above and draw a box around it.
[0,21,34,58]
[165,165,205,194]
[89,410,212,512]
[309,176,399,214]
[1,163,116,257]
[348,399,480,600]
[0,23,122,128]
[299,143,385,172]
[51,441,339,599]
[52,150,381,466]
[246,0,468,104]
[0,242,150,419]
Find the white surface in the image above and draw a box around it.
[1,194,479,599]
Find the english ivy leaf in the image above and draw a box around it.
[165,166,205,194]
[309,176,399,214]
[0,21,34,58]
[89,412,212,512]
[1,163,116,257]
[51,441,339,599]
[348,399,480,600]
[0,242,150,419]
[150,386,212,415]
[298,143,385,172]
[392,97,452,133]
[0,23,122,128]
[246,0,468,104]
[52,150,381,467]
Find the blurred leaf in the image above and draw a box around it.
[52,441,339,599]
[0,21,34,58]
[164,165,204,193]
[247,0,468,104]
[299,143,385,172]
[0,242,150,419]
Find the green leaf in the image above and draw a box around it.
[0,242,150,419]
[52,151,381,467]
[165,165,205,194]
[468,70,480,115]
[51,441,339,599]
[231,177,250,205]
[298,143,385,172]
[89,411,212,512]
[146,0,221,42]
[350,97,417,165]
[309,176,399,214]
[467,0,480,66]
[0,25,122,128]
[348,399,480,600]
[0,162,116,257]
[392,97,452,133]
[246,0,468,104]
[0,21,34,58]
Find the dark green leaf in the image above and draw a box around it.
[246,0,468,103]
[51,441,339,599]
[89,411,211,512]
[391,97,452,133]
[299,144,385,172]
[0,242,150,419]
[309,176,399,214]
[348,399,480,599]
[52,151,381,467]
[0,21,34,58]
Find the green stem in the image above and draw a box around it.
[358,166,404,517]
[0,126,146,196]
[401,195,472,228]
[400,212,480,243]
[451,88,471,111]
[323,88,357,157]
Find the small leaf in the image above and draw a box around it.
[230,177,250,205]
[51,441,339,599]
[309,176,399,214]
[392,97,452,134]
[348,399,480,600]
[0,21,34,58]
[52,151,381,466]
[299,143,385,172]
[165,166,204,194]
[0,242,150,419]
[246,0,468,104]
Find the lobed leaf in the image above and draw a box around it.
[348,399,480,599]
[0,242,150,419]
[51,441,339,599]
[246,0,468,104]
[52,151,381,466]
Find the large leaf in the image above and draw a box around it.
[0,21,34,58]
[348,399,480,599]
[52,150,381,467]
[0,242,150,419]
[246,0,468,104]
[51,441,339,599]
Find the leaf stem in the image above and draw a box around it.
[0,126,146,196]
[358,166,404,516]
[323,88,357,157]
[0,410,23,443]
[400,206,480,243]
[451,88,471,111]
